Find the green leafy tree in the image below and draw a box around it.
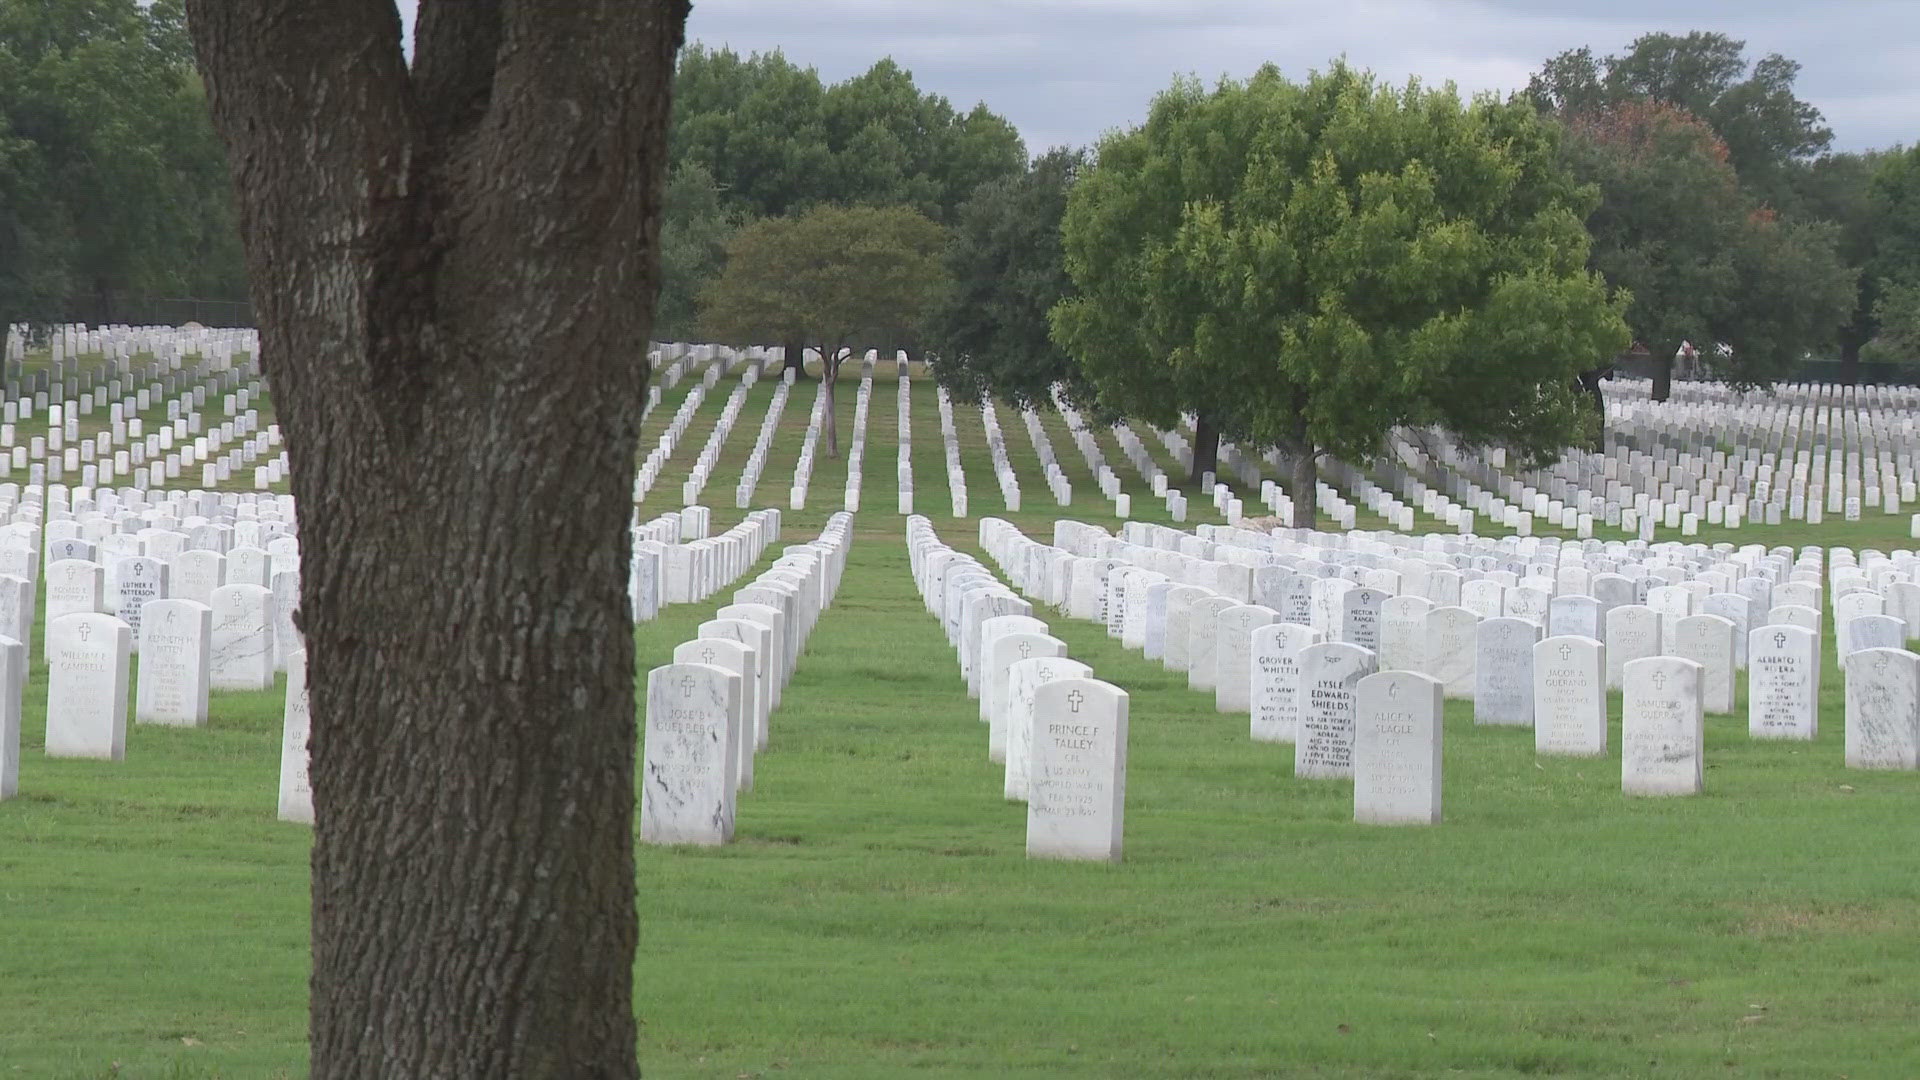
[1527,32,1831,212]
[670,45,835,219]
[701,204,950,456]
[0,114,70,322]
[670,47,1020,374]
[1052,64,1628,521]
[670,46,1024,225]
[654,162,745,341]
[1865,280,1920,363]
[1862,145,1920,363]
[0,0,247,320]
[1793,150,1892,379]
[1559,101,1854,398]
[925,148,1100,414]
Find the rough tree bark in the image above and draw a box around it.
[783,336,807,379]
[1188,413,1219,488]
[1651,353,1674,402]
[1839,338,1861,386]
[1287,402,1316,526]
[1576,367,1610,451]
[1290,450,1318,527]
[186,2,689,1077]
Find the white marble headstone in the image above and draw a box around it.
[277,647,313,824]
[1026,677,1128,862]
[1354,670,1442,825]
[1621,656,1703,796]
[208,583,276,691]
[45,612,132,760]
[1250,622,1321,744]
[135,598,211,726]
[1533,635,1606,757]
[1843,648,1919,770]
[1474,617,1540,727]
[1747,624,1818,740]
[640,662,740,845]
[1296,642,1376,779]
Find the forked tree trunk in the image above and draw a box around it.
[1188,413,1219,488]
[186,3,688,1077]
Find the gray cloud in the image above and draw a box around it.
[395,1,1915,154]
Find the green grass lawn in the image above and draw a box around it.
[3,363,1920,1076]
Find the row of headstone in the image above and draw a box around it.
[1019,404,1072,508]
[633,373,713,502]
[1377,377,1920,542]
[680,373,753,506]
[979,398,1020,514]
[0,329,288,493]
[907,516,1129,861]
[630,506,774,616]
[841,363,876,513]
[896,375,913,515]
[978,511,1911,806]
[787,375,833,510]
[734,376,790,508]
[976,517,1439,824]
[934,385,969,518]
[640,513,855,846]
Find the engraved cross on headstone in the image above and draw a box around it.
[1558,643,1572,661]
[701,647,715,664]
[77,622,91,642]
[679,675,695,698]
[1018,640,1032,659]
[1651,671,1668,690]
[1774,631,1788,649]
[1067,689,1085,713]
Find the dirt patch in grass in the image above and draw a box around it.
[1735,900,1919,938]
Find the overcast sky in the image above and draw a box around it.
[400,1,1916,154]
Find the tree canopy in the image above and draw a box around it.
[669,46,1025,225]
[1527,31,1831,211]
[924,148,1100,415]
[700,203,949,455]
[0,0,245,321]
[1861,145,1920,363]
[654,162,742,341]
[1558,101,1855,396]
[1052,63,1628,522]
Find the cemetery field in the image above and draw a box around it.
[6,498,1920,1077]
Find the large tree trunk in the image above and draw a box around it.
[187,3,688,1077]
[1839,337,1861,387]
[1287,398,1316,525]
[1290,449,1318,527]
[1188,413,1219,488]
[1576,367,1609,451]
[784,337,807,379]
[1651,354,1673,402]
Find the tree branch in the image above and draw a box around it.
[411,0,503,146]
